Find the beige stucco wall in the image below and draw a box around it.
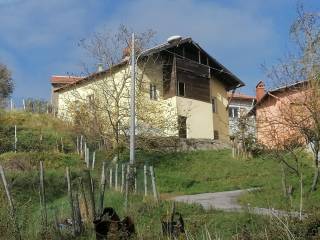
[57,67,131,120]
[176,96,214,138]
[211,78,229,141]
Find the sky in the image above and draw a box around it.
[0,0,320,103]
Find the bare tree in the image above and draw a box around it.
[262,4,320,191]
[60,25,178,159]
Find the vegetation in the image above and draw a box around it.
[0,63,13,108]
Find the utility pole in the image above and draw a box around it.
[129,33,135,165]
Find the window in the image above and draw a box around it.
[178,116,187,138]
[212,97,217,113]
[228,107,239,118]
[87,94,95,110]
[178,81,185,97]
[214,130,219,140]
[87,94,94,104]
[149,84,157,100]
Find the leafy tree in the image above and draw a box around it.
[0,63,13,107]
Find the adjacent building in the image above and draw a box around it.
[248,80,308,147]
[227,92,256,136]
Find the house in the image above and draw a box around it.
[51,75,83,109]
[227,92,256,136]
[248,80,309,147]
[52,37,244,141]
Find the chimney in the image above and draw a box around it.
[122,46,131,59]
[97,63,103,72]
[256,81,265,102]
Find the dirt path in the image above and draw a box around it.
[172,188,301,218]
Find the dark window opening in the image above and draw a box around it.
[214,130,219,140]
[150,84,157,100]
[178,81,185,97]
[178,116,187,138]
[212,97,217,113]
[228,107,239,118]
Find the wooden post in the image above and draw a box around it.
[109,168,113,189]
[0,165,14,210]
[84,142,87,164]
[144,165,148,196]
[86,148,90,168]
[121,164,125,192]
[39,161,47,228]
[115,164,118,191]
[74,193,83,235]
[0,165,21,240]
[92,151,96,171]
[124,164,130,211]
[66,167,76,236]
[134,167,137,194]
[300,173,303,220]
[76,136,79,154]
[80,135,83,156]
[85,170,96,219]
[99,162,106,214]
[150,166,159,203]
[14,125,17,153]
[60,137,64,153]
[79,178,89,220]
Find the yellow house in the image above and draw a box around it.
[52,37,244,142]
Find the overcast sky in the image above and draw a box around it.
[0,0,319,102]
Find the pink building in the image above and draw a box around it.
[249,80,308,147]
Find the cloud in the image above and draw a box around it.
[0,0,296,98]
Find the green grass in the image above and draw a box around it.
[131,149,281,195]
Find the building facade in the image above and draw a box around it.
[227,92,256,136]
[52,37,244,141]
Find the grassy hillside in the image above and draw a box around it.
[1,111,320,238]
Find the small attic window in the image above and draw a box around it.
[178,81,185,97]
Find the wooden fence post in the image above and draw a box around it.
[14,125,17,153]
[109,168,113,189]
[0,165,21,240]
[60,137,64,153]
[99,162,106,214]
[92,151,96,171]
[150,166,159,203]
[121,164,125,192]
[85,170,96,219]
[144,165,148,196]
[84,142,87,164]
[115,164,118,191]
[39,161,47,228]
[66,167,76,236]
[134,167,137,194]
[74,193,83,235]
[80,135,83,156]
[76,136,79,154]
[79,178,89,220]
[124,164,130,211]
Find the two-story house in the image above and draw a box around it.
[52,37,244,141]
